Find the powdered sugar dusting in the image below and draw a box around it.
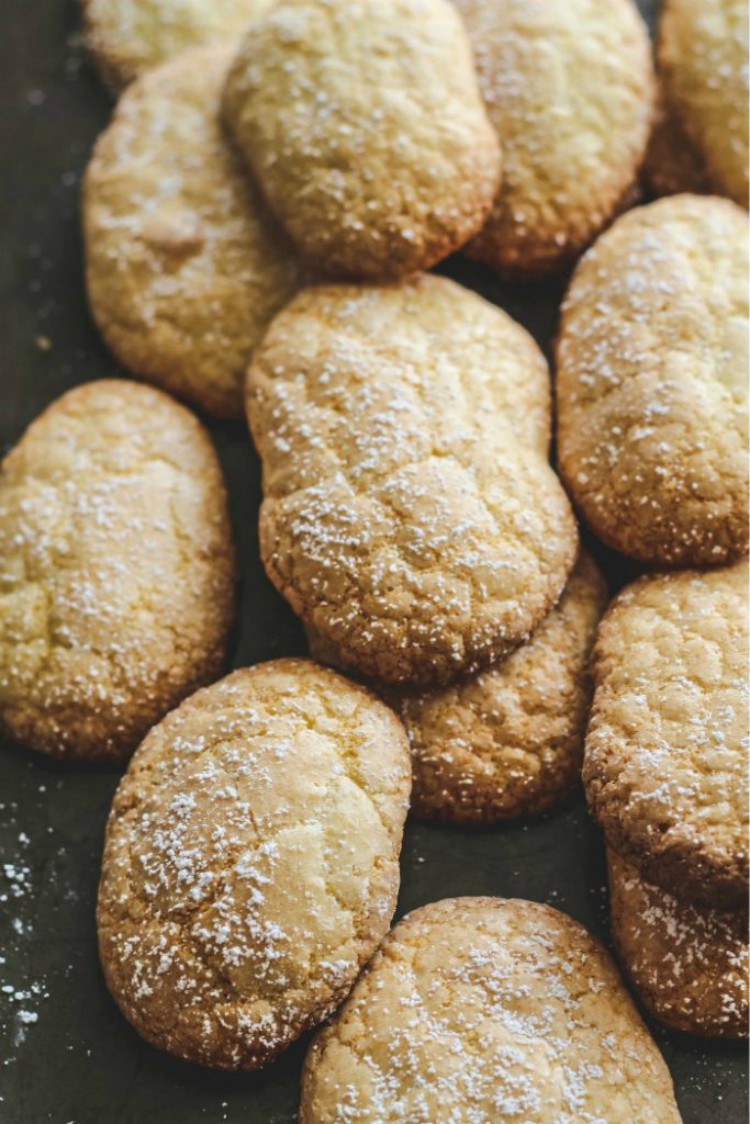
[301,897,681,1122]
[97,661,410,1069]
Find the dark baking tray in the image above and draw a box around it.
[0,1,747,1121]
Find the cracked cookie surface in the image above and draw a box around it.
[400,551,607,824]
[454,0,655,277]
[84,46,301,419]
[0,379,236,762]
[557,194,749,566]
[82,0,275,91]
[608,850,748,1039]
[247,275,577,688]
[222,0,501,280]
[97,659,411,1069]
[300,897,681,1123]
[658,0,749,206]
[584,562,749,910]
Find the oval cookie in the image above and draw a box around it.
[222,0,501,280]
[97,660,411,1069]
[82,0,275,91]
[247,275,577,688]
[609,850,748,1040]
[658,0,749,206]
[0,380,236,763]
[584,562,749,910]
[401,551,607,824]
[557,194,749,566]
[84,46,301,420]
[455,0,655,276]
[300,897,681,1123]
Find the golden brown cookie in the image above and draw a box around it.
[0,380,236,763]
[455,0,655,277]
[658,0,749,207]
[399,551,608,824]
[584,563,749,911]
[300,897,682,1123]
[247,275,577,688]
[82,0,275,91]
[84,46,301,420]
[557,194,749,566]
[608,850,749,1040]
[222,0,501,280]
[97,659,411,1069]
[643,88,712,199]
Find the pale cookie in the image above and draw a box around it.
[454,0,655,277]
[97,659,411,1069]
[0,380,236,763]
[300,897,682,1123]
[584,562,749,911]
[247,275,578,688]
[658,0,749,207]
[557,194,749,566]
[82,0,275,91]
[84,46,301,420]
[400,551,608,824]
[608,850,749,1040]
[222,0,501,280]
[643,89,711,199]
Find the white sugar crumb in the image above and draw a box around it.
[0,832,50,1053]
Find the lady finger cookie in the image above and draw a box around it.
[97,660,411,1068]
[0,380,236,762]
[658,0,749,206]
[247,275,577,688]
[223,0,501,280]
[300,897,682,1123]
[584,562,749,911]
[557,194,749,566]
[609,850,748,1039]
[398,552,607,824]
[455,0,655,276]
[84,46,301,420]
[642,92,711,200]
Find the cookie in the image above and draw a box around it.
[97,659,411,1069]
[82,0,275,91]
[658,0,749,207]
[584,562,749,911]
[400,551,608,824]
[608,850,748,1040]
[84,46,301,420]
[247,275,578,688]
[300,897,682,1123]
[0,380,236,762]
[643,89,712,200]
[308,552,606,824]
[557,194,749,566]
[222,0,501,280]
[454,0,655,277]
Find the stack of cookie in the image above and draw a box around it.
[556,189,749,1038]
[584,564,749,1039]
[1,0,748,1115]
